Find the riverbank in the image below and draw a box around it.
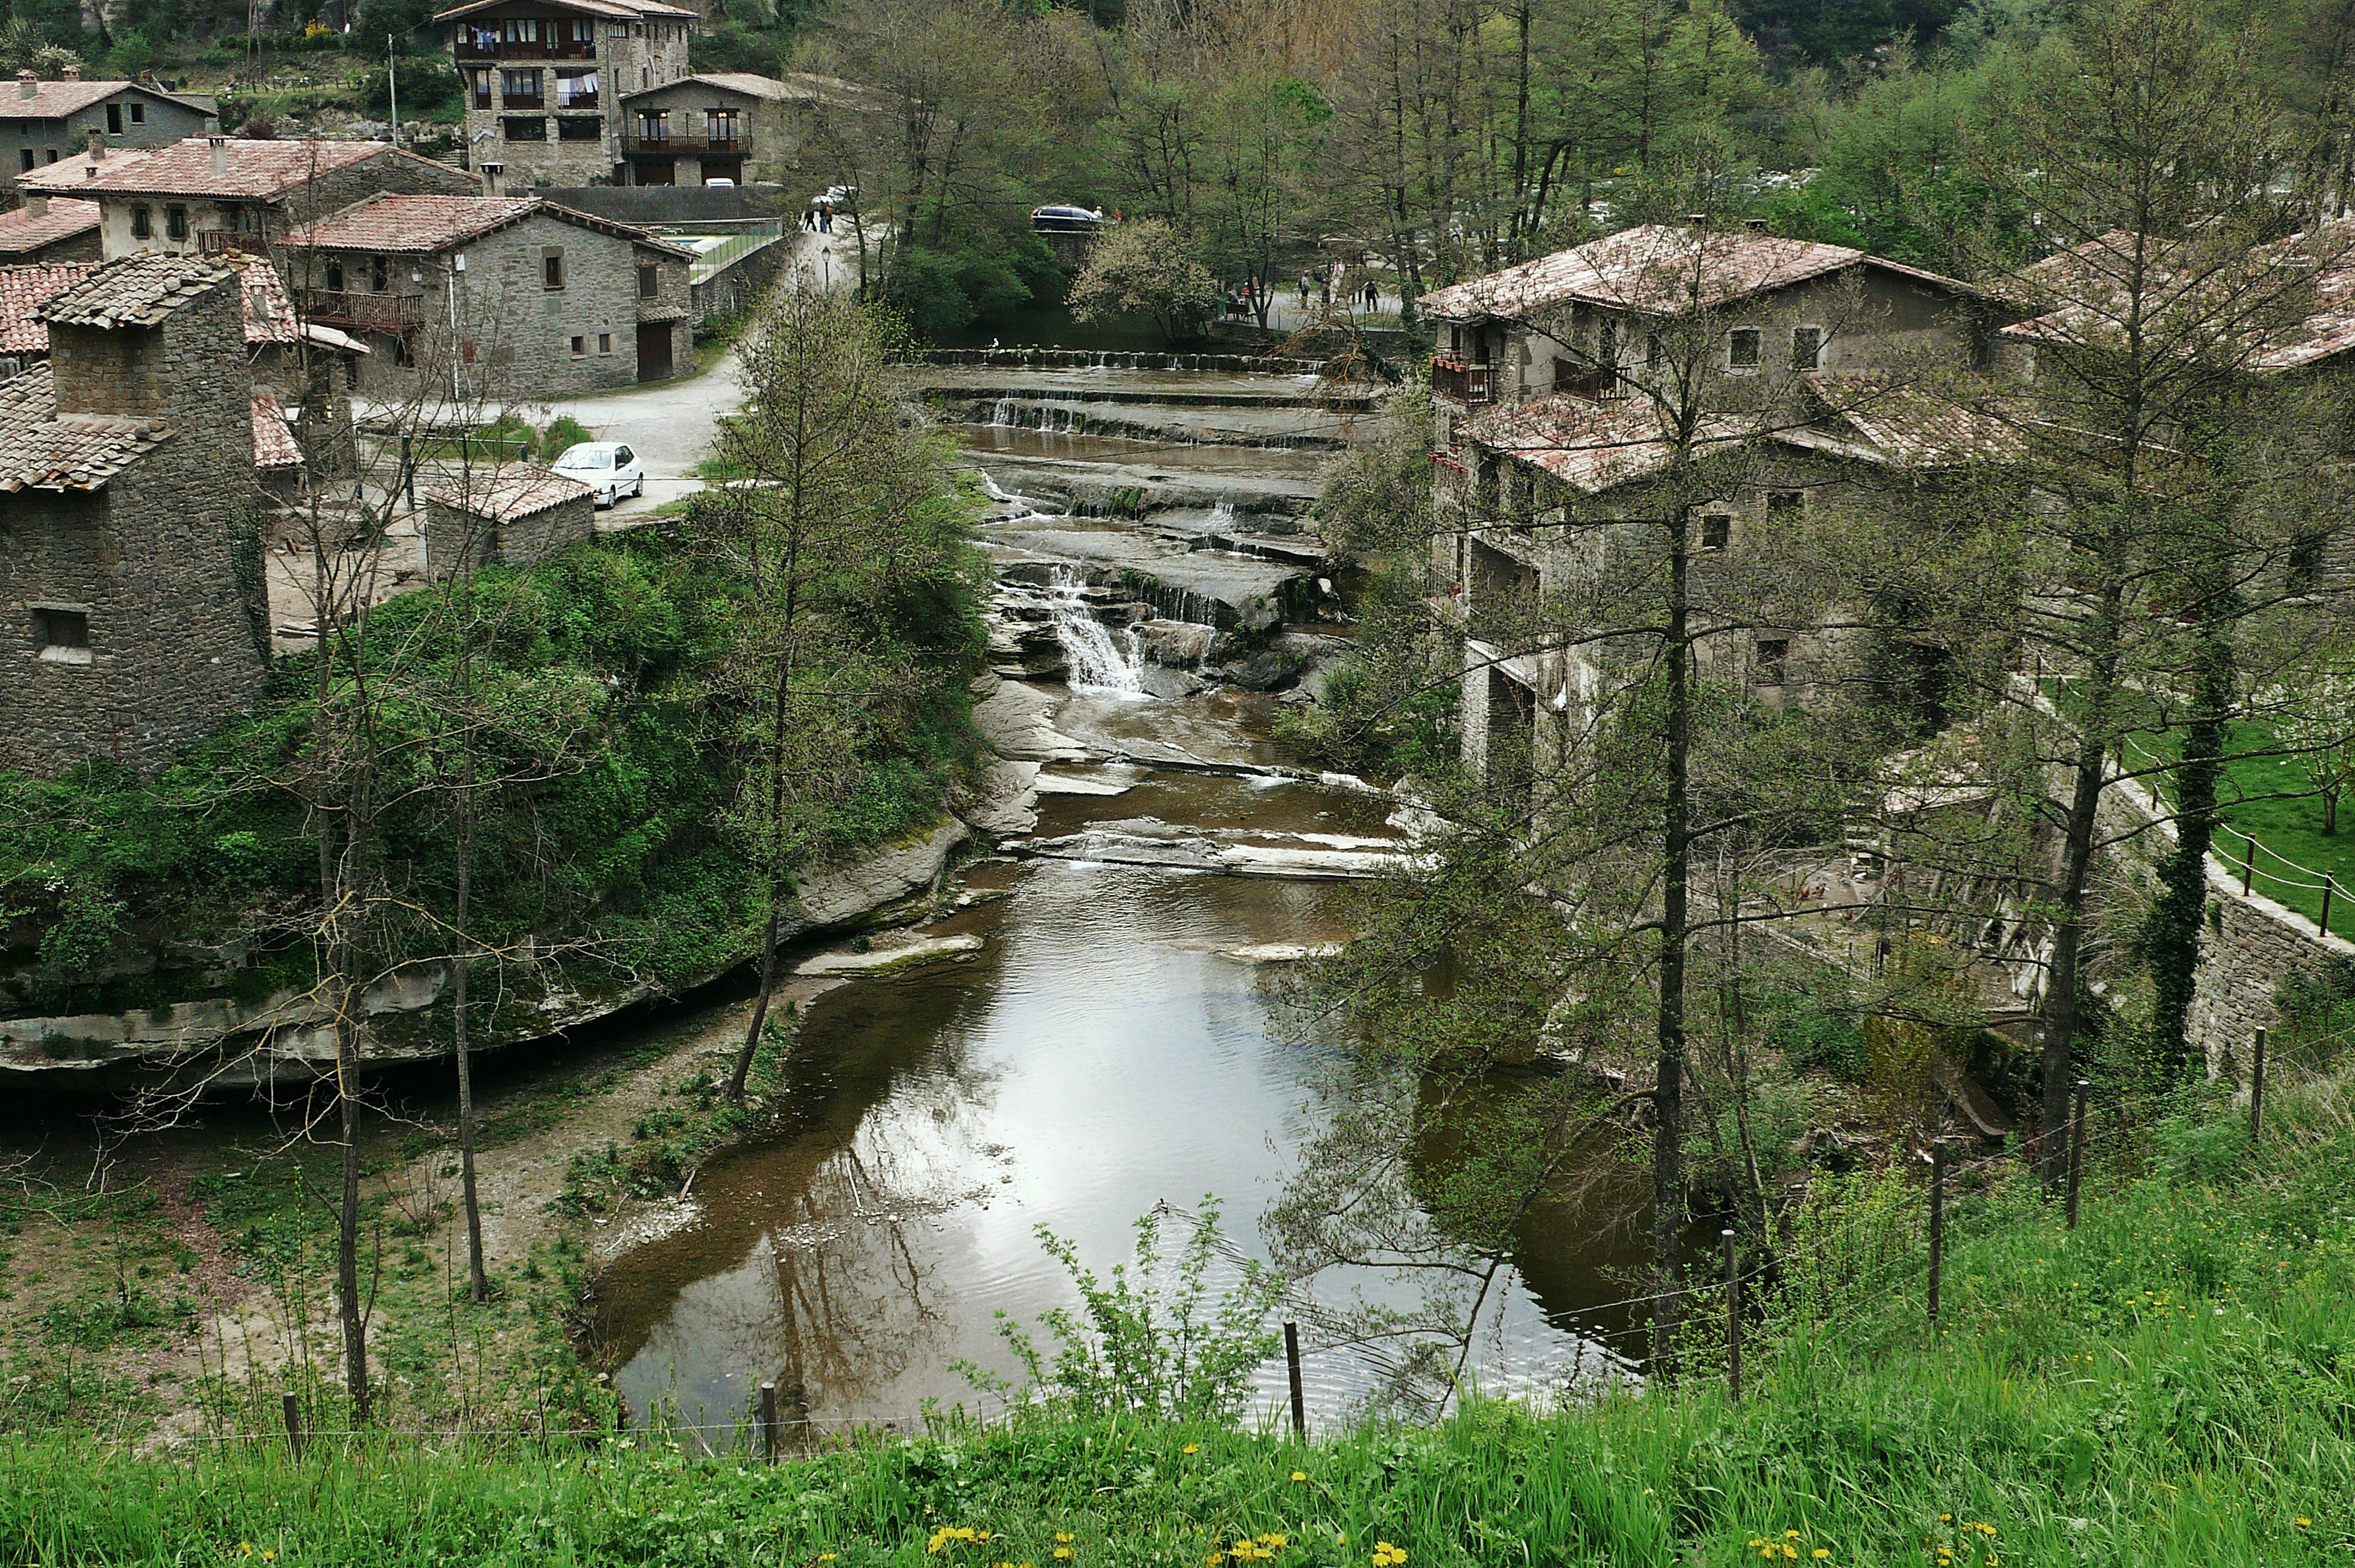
[9,1068,2350,1563]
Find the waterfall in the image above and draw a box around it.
[991,397,1016,427]
[1049,568,1146,695]
[1209,500,1238,533]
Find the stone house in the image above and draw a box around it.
[616,71,827,187]
[440,0,698,189]
[1421,222,1998,779]
[0,195,100,263]
[277,192,692,394]
[0,253,270,777]
[0,70,213,197]
[422,465,595,578]
[17,137,477,262]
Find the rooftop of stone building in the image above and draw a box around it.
[1419,222,1983,323]
[0,197,100,256]
[0,360,171,493]
[435,0,694,20]
[250,389,301,471]
[0,252,350,358]
[36,251,236,329]
[0,75,209,121]
[279,193,690,258]
[422,465,595,521]
[0,262,98,354]
[15,137,435,201]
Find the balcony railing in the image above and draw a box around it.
[457,39,595,59]
[502,93,545,110]
[199,229,263,255]
[303,290,426,334]
[620,129,746,154]
[1430,358,1494,404]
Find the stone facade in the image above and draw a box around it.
[0,76,213,197]
[280,202,691,396]
[616,72,822,187]
[422,466,595,577]
[0,257,267,777]
[445,0,698,188]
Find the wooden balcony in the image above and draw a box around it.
[455,38,595,60]
[1430,357,1493,405]
[303,290,425,334]
[198,229,263,255]
[620,129,746,154]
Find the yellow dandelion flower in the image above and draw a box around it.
[1785,1532,1801,1540]
[261,1555,275,1565]
[1183,1444,1201,1455]
[1940,1515,1954,1524]
[2296,1517,2313,1528]
[1054,1552,1075,1562]
[1291,1470,1309,1482]
[1813,1552,1830,1561]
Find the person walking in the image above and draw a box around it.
[1319,273,1331,307]
[1365,280,1379,313]
[1298,273,1312,310]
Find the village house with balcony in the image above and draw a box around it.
[1420,222,1999,780]
[616,71,830,187]
[440,0,698,188]
[16,135,477,260]
[278,192,691,394]
[0,67,213,198]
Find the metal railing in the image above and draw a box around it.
[1430,358,1494,404]
[302,290,425,333]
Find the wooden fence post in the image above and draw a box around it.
[281,1391,303,1461]
[758,1381,778,1464]
[2323,874,2336,938]
[1927,1145,1945,1324]
[1723,1229,1741,1402]
[1284,1321,1306,1439]
[2242,831,2255,895]
[2065,1079,2089,1229]
[2250,1026,2268,1146]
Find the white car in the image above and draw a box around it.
[552,441,644,507]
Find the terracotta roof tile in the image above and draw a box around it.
[0,197,99,255]
[251,389,301,469]
[435,0,693,20]
[18,137,410,200]
[0,262,98,354]
[1463,396,1768,493]
[0,79,202,120]
[0,360,171,492]
[281,192,692,258]
[422,465,595,521]
[1420,223,1983,321]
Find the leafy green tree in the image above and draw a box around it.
[1067,218,1218,343]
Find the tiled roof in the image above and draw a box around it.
[0,360,171,492]
[0,79,204,120]
[37,252,236,329]
[0,197,99,255]
[0,262,98,354]
[1463,397,1770,493]
[422,465,595,521]
[435,0,694,20]
[251,389,301,469]
[1790,376,2026,467]
[281,192,693,258]
[626,71,828,102]
[1420,223,1983,321]
[18,137,400,199]
[218,249,298,346]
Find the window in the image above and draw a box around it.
[1791,325,1823,372]
[1728,327,1761,372]
[543,248,564,290]
[556,69,598,107]
[638,263,659,299]
[42,147,55,163]
[502,69,543,108]
[614,445,632,465]
[369,255,388,292]
[638,110,669,142]
[128,102,143,124]
[1766,488,1807,520]
[2288,531,2328,589]
[106,104,121,134]
[598,331,611,353]
[570,335,587,356]
[32,605,89,664]
[708,108,739,145]
[1756,638,1790,686]
[504,116,547,140]
[607,22,630,36]
[1700,513,1732,551]
[325,257,345,292]
[500,16,541,42]
[164,204,187,240]
[556,116,601,140]
[1645,331,1662,364]
[17,149,30,172]
[469,69,493,109]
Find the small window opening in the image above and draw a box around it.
[1700,513,1731,551]
[570,335,586,356]
[128,102,143,124]
[33,606,90,663]
[1728,327,1761,372]
[1766,489,1807,520]
[1756,638,1790,686]
[543,249,564,290]
[1791,325,1823,372]
[106,104,121,134]
[638,263,658,299]
[164,204,187,240]
[130,203,150,238]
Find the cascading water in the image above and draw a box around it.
[991,397,1016,426]
[1048,567,1146,695]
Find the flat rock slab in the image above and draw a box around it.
[973,675,1091,762]
[1034,771,1134,796]
[797,934,986,976]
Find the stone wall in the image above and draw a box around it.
[424,490,594,577]
[0,273,268,775]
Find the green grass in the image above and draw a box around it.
[2127,721,2355,938]
[6,1079,2352,1565]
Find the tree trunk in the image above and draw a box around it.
[2147,605,2234,1076]
[1651,510,1691,1371]
[453,783,488,1302]
[725,907,785,1103]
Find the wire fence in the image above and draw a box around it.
[2119,733,2352,941]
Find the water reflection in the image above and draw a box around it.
[593,771,1649,1435]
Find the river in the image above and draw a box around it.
[588,357,1655,1437]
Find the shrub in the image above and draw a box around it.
[540,416,594,463]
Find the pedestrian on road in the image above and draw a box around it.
[1365,280,1379,313]
[1298,273,1311,308]
[1319,274,1331,306]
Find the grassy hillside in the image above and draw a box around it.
[5,1074,2349,1566]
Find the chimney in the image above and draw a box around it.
[25,193,45,217]
[480,161,504,196]
[86,127,104,160]
[59,63,79,80]
[15,70,34,100]
[209,135,227,178]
